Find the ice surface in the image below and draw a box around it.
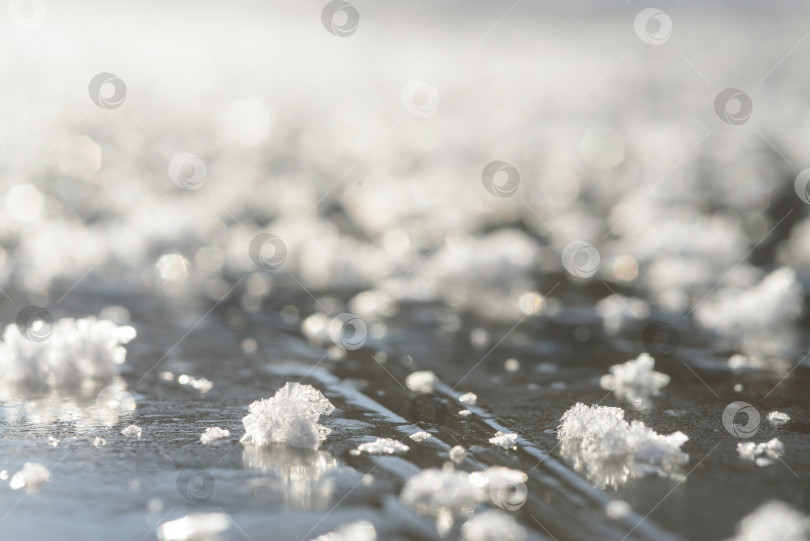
[9,462,50,491]
[409,431,432,442]
[356,438,409,455]
[696,267,802,337]
[458,392,477,406]
[121,424,142,439]
[200,427,230,445]
[240,382,335,450]
[558,403,689,488]
[310,520,376,541]
[737,438,784,467]
[767,411,790,426]
[0,316,136,397]
[405,371,437,393]
[489,431,518,450]
[461,510,527,541]
[157,512,231,541]
[726,501,810,541]
[599,352,670,406]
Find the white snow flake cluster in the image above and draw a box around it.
[557,403,689,488]
[737,438,784,467]
[599,352,670,405]
[0,316,136,396]
[240,382,335,450]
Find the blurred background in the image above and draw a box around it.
[0,1,809,540]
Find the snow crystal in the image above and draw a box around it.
[768,411,790,426]
[93,436,107,447]
[178,374,214,394]
[696,267,802,336]
[461,510,527,541]
[599,352,670,406]
[458,409,472,416]
[726,500,810,541]
[0,470,7,480]
[240,382,334,450]
[200,427,230,445]
[558,403,689,488]
[356,438,409,455]
[310,520,376,541]
[737,438,784,467]
[458,392,477,406]
[409,431,432,442]
[400,467,486,520]
[157,513,231,541]
[489,431,518,450]
[0,316,136,396]
[449,445,466,464]
[9,462,51,490]
[406,371,437,393]
[121,424,142,439]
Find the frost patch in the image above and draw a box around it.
[558,403,689,488]
[240,382,334,450]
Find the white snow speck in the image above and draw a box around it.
[726,500,810,541]
[767,411,790,426]
[9,462,50,491]
[558,403,689,489]
[409,431,432,442]
[737,438,784,467]
[489,431,518,450]
[240,382,334,450]
[461,510,527,541]
[178,374,213,394]
[606,500,632,519]
[356,438,409,455]
[458,392,477,405]
[449,445,466,464]
[400,467,486,521]
[405,371,437,393]
[200,427,230,445]
[121,424,142,439]
[599,352,670,405]
[458,409,472,416]
[157,513,230,541]
[93,436,107,447]
[310,520,376,541]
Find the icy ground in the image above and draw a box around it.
[0,2,810,540]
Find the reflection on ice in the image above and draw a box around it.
[242,444,338,509]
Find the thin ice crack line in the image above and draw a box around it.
[138,274,247,383]
[685,208,794,317]
[453,281,560,390]
[763,351,808,399]
[524,48,634,158]
[442,0,525,79]
[620,443,719,541]
[291,114,403,230]
[682,362,719,398]
[606,128,713,238]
